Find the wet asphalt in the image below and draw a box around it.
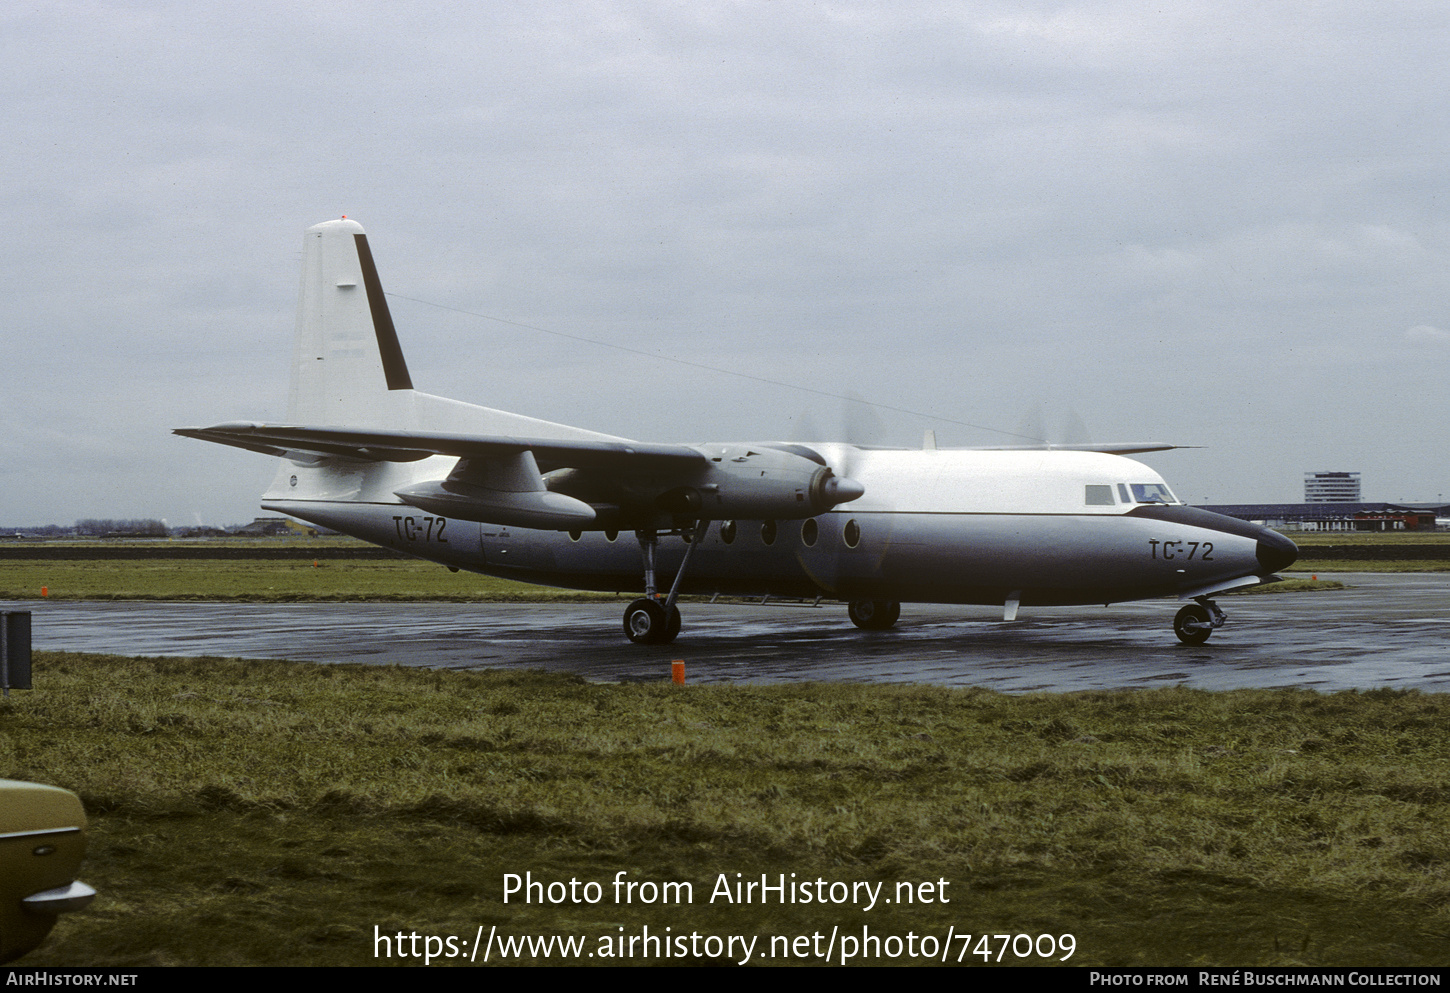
[6,573,1447,693]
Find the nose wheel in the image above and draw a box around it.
[848,599,901,630]
[1173,598,1225,644]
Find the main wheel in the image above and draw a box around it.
[1173,603,1213,645]
[848,599,901,630]
[623,598,681,645]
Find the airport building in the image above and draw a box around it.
[1304,471,1361,503]
[1201,470,1448,530]
[1198,501,1448,531]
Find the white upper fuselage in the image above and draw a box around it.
[808,445,1162,515]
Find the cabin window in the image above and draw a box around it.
[1130,483,1176,505]
[801,518,818,546]
[568,530,582,541]
[605,530,618,542]
[720,520,737,544]
[761,521,777,545]
[1084,484,1115,506]
[843,519,861,548]
[1118,484,1132,503]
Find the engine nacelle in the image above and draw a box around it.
[395,478,596,529]
[394,449,596,529]
[402,444,866,531]
[654,445,864,520]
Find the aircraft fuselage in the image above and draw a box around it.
[183,217,1297,646]
[265,446,1294,610]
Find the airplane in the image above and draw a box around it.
[177,218,1298,647]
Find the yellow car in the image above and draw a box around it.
[0,780,96,963]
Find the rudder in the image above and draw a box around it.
[287,218,412,425]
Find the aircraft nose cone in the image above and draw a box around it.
[1256,528,1298,574]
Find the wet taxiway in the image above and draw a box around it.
[6,573,1447,693]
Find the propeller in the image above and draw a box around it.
[783,396,867,484]
[787,395,889,448]
[1016,403,1094,448]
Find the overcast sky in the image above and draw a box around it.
[2,1,1446,526]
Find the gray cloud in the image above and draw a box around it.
[1,1,1447,523]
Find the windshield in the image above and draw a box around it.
[1129,482,1177,504]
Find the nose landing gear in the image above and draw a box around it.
[1174,597,1226,645]
[848,599,901,630]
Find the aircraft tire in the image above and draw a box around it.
[1173,603,1213,645]
[623,598,680,644]
[848,599,901,630]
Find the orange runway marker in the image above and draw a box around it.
[672,661,685,685]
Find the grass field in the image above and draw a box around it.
[1288,531,1450,544]
[0,555,620,602]
[4,653,1447,967]
[1286,531,1450,573]
[1290,560,1450,573]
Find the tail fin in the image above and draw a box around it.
[182,217,633,510]
[279,218,622,442]
[286,218,413,425]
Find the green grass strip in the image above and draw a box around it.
[4,654,1447,966]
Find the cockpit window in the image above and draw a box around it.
[1130,482,1177,504]
[1084,484,1115,506]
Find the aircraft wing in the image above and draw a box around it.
[173,422,708,471]
[962,443,1185,455]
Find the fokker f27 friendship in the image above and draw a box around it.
[178,219,1297,646]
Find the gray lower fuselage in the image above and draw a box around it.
[265,499,1289,607]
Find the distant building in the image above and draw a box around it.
[1304,471,1360,503]
[1198,501,1448,531]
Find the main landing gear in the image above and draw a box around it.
[1173,597,1226,645]
[848,599,901,630]
[623,522,708,645]
[623,597,681,645]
